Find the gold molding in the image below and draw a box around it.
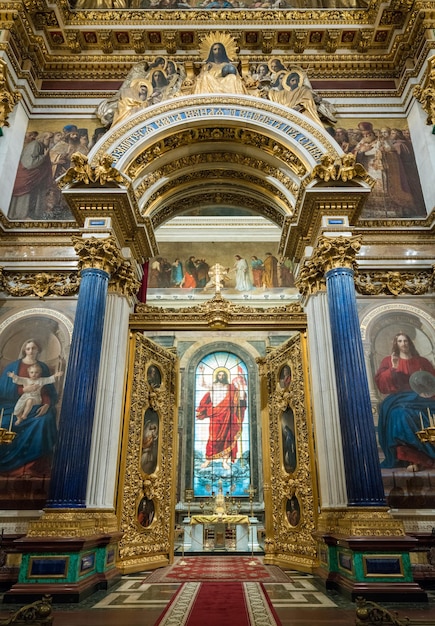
[26,509,119,537]
[317,507,405,537]
[133,293,306,331]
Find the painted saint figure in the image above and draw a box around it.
[196,364,247,470]
[0,338,59,474]
[375,332,435,471]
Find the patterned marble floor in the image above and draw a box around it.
[1,567,435,626]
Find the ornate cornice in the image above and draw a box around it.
[72,234,123,274]
[0,268,79,298]
[132,292,305,330]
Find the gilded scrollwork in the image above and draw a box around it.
[0,269,80,298]
[413,58,435,126]
[117,333,178,572]
[109,259,141,298]
[133,292,305,331]
[355,269,434,296]
[72,234,123,274]
[259,334,318,568]
[0,59,21,129]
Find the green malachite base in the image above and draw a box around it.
[316,534,428,602]
[3,533,122,603]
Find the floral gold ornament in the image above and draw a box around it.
[413,59,435,126]
[0,60,21,130]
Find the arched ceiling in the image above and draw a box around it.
[91,95,342,242]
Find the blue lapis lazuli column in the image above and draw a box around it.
[326,266,385,506]
[47,267,109,508]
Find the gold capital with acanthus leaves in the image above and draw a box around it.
[72,235,123,275]
[296,235,362,297]
[109,259,141,298]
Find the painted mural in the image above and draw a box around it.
[330,120,426,219]
[0,309,71,508]
[7,121,106,222]
[147,242,296,298]
[194,351,250,498]
[366,304,435,508]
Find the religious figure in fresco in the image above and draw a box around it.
[196,364,247,471]
[9,132,53,220]
[232,255,252,291]
[375,332,435,472]
[0,338,60,475]
[263,252,279,288]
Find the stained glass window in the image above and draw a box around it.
[193,351,250,498]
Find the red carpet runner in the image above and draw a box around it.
[155,581,282,626]
[145,556,289,582]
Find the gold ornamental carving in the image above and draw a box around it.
[311,153,370,185]
[117,334,178,573]
[27,509,119,538]
[109,259,141,298]
[316,508,405,538]
[133,292,305,331]
[296,235,362,297]
[0,59,21,129]
[58,153,128,189]
[355,269,434,296]
[0,268,80,298]
[259,334,318,570]
[413,58,435,126]
[72,234,123,275]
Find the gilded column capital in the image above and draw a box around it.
[109,259,141,299]
[0,60,21,129]
[413,58,435,126]
[296,235,362,297]
[72,235,123,275]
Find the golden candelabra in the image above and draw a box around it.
[416,408,435,444]
[185,489,194,518]
[0,409,16,444]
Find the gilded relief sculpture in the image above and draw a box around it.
[96,32,336,128]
